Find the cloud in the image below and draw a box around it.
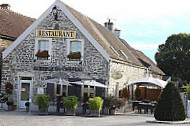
[130,42,160,51]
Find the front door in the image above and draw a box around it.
[19,80,31,108]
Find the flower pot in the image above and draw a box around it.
[90,110,100,117]
[26,106,29,112]
[7,105,12,111]
[11,105,17,110]
[109,109,116,115]
[66,109,75,116]
[38,108,48,115]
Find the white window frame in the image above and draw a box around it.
[110,46,120,57]
[66,39,84,61]
[34,38,52,60]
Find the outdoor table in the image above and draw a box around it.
[132,101,142,111]
[137,103,155,114]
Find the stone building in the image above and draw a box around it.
[0,0,164,110]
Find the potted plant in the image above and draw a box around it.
[120,88,130,100]
[104,97,125,115]
[35,50,50,60]
[35,94,50,115]
[89,97,104,117]
[62,96,78,116]
[67,52,81,60]
[135,86,141,101]
[6,101,13,111]
[5,82,13,94]
[25,102,30,112]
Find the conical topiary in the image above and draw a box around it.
[154,81,186,121]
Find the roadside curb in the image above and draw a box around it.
[146,120,190,124]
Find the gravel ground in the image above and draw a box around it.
[0,110,190,126]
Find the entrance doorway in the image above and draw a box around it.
[19,80,31,108]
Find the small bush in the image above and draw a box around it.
[6,101,13,105]
[62,96,78,110]
[135,86,141,100]
[89,97,103,111]
[103,96,125,109]
[35,94,50,109]
[25,102,30,106]
[154,81,186,121]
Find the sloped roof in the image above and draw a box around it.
[2,0,160,72]
[119,38,165,75]
[0,8,35,38]
[64,3,143,66]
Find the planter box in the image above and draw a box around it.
[109,109,116,115]
[26,106,29,112]
[7,105,12,111]
[90,110,100,117]
[187,100,190,118]
[38,108,48,115]
[66,109,75,116]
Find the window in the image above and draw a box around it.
[56,84,61,95]
[70,40,81,52]
[119,50,128,60]
[35,38,52,60]
[67,39,84,61]
[39,40,49,51]
[110,46,120,57]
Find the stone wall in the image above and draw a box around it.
[0,39,13,50]
[109,60,146,96]
[1,7,108,105]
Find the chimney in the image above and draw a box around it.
[104,19,114,31]
[114,28,121,38]
[0,4,11,10]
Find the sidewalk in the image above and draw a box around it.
[1,109,190,126]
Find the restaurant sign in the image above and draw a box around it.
[36,29,76,38]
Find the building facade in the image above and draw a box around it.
[0,0,164,110]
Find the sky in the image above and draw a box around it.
[1,0,190,63]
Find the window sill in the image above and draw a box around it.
[35,57,50,62]
[66,58,83,64]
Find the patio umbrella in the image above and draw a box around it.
[69,80,108,88]
[126,77,167,88]
[42,78,72,86]
[83,80,108,88]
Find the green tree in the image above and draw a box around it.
[154,81,186,121]
[155,33,190,82]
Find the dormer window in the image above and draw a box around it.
[119,50,128,60]
[110,46,120,57]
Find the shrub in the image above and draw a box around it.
[62,96,78,110]
[119,88,130,100]
[154,81,186,121]
[35,94,50,109]
[89,97,103,111]
[25,102,30,106]
[6,101,13,106]
[135,86,141,100]
[182,85,190,100]
[5,82,13,94]
[104,96,125,109]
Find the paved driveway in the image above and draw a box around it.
[0,110,190,126]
